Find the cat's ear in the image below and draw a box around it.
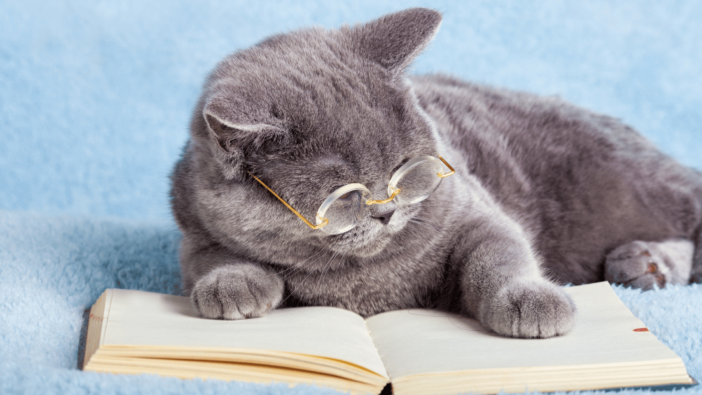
[350,8,442,75]
[203,102,288,180]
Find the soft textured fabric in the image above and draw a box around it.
[1,1,700,394]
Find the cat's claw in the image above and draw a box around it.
[481,281,577,338]
[191,264,284,320]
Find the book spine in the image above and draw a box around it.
[83,289,113,369]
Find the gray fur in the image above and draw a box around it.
[170,8,702,338]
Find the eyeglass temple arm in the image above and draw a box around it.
[438,156,455,178]
[247,172,329,230]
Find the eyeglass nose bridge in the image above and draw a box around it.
[365,188,401,206]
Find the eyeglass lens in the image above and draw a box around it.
[318,189,367,235]
[389,158,444,206]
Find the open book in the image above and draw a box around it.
[83,282,694,394]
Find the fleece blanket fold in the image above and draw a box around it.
[1,1,701,394]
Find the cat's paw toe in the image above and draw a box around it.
[482,281,577,338]
[191,265,284,320]
[605,241,668,290]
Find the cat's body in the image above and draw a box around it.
[170,8,702,338]
[412,75,702,286]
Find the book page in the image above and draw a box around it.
[101,289,388,379]
[365,282,682,379]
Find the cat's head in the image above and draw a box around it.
[190,8,445,260]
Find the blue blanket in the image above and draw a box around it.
[1,1,701,394]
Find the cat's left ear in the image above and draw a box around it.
[349,8,442,76]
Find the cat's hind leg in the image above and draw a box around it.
[605,239,694,290]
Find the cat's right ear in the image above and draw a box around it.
[349,8,442,77]
[203,104,287,180]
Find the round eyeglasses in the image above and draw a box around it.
[248,155,455,235]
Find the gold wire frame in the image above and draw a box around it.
[248,173,329,230]
[365,188,401,206]
[437,156,455,178]
[248,155,455,230]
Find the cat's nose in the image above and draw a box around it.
[370,206,396,225]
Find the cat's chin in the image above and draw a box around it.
[321,209,420,257]
[323,224,396,258]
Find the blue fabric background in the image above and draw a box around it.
[1,1,700,394]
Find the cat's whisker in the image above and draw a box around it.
[278,260,309,278]
[418,202,494,220]
[279,252,319,275]
[333,246,355,281]
[278,290,298,308]
[409,219,441,232]
[297,250,338,288]
[281,244,352,307]
[410,217,443,230]
[319,250,341,285]
[413,216,440,222]
[278,253,332,306]
[279,250,328,280]
[278,264,302,277]
[279,265,305,280]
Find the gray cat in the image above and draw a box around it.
[170,8,702,339]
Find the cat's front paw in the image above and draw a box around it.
[191,264,284,320]
[481,281,577,338]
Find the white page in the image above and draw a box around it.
[365,282,681,379]
[102,289,388,378]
